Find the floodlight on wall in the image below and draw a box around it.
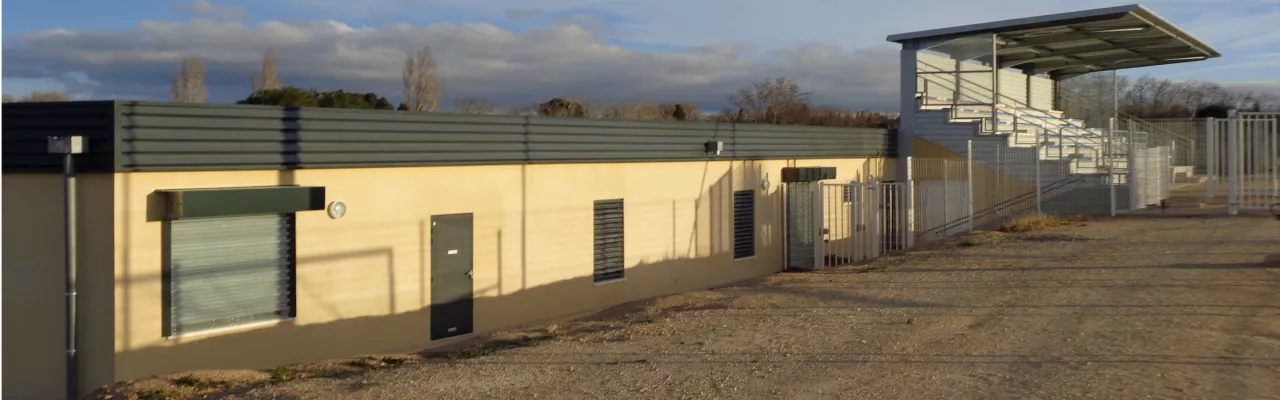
[704,140,723,156]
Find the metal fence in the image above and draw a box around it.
[1210,112,1280,214]
[790,133,1177,271]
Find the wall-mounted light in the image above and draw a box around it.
[761,174,772,191]
[327,201,347,219]
[704,140,723,156]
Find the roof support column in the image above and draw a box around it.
[897,44,918,182]
[992,33,1000,128]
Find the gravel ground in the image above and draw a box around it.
[213,203,1280,399]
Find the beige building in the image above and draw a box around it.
[2,101,896,399]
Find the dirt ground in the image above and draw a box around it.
[100,193,1280,400]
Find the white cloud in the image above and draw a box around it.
[171,0,250,21]
[2,18,901,110]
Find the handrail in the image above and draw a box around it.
[915,174,1089,238]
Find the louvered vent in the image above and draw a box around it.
[733,190,756,259]
[593,199,625,282]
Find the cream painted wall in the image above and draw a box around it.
[3,173,116,400]
[112,158,890,382]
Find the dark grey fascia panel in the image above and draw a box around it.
[158,185,326,220]
[1,101,119,173]
[7,101,896,173]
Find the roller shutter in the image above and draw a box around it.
[166,214,295,336]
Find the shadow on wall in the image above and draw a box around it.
[111,158,796,381]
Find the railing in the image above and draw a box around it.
[917,71,1108,169]
[915,173,1091,239]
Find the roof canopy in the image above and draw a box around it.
[886,4,1220,80]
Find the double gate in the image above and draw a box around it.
[785,181,909,271]
[1207,112,1280,214]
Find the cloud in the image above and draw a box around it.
[2,19,902,110]
[171,0,250,22]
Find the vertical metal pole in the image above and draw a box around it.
[1228,111,1239,215]
[967,140,975,232]
[943,159,950,237]
[905,157,915,249]
[1109,117,1117,216]
[1207,117,1216,198]
[63,151,79,400]
[1264,117,1274,197]
[991,34,1000,132]
[1035,144,1042,215]
[1126,119,1135,211]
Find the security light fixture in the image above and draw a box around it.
[704,140,723,156]
[327,201,347,219]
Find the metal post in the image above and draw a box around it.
[1264,117,1274,197]
[1228,110,1239,215]
[967,140,975,232]
[943,159,950,237]
[1109,118,1116,217]
[1129,119,1138,212]
[904,156,915,249]
[1035,143,1042,215]
[1206,117,1216,198]
[48,136,84,400]
[991,34,1000,129]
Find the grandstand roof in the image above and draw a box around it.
[886,4,1221,80]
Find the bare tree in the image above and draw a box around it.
[453,97,494,114]
[251,48,282,92]
[171,56,208,103]
[22,91,71,102]
[402,45,443,112]
[2,91,70,103]
[727,77,811,124]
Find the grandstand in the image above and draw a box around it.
[887,4,1219,216]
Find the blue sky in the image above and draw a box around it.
[4,0,1279,110]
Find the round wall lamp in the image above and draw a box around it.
[327,201,347,219]
[761,175,772,191]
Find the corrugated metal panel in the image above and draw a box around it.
[167,214,294,335]
[1,101,118,172]
[5,101,895,172]
[1030,76,1055,110]
[114,102,894,171]
[733,190,756,259]
[592,199,624,282]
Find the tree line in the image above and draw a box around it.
[1060,73,1280,119]
[6,50,1271,129]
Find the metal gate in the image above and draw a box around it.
[787,180,908,271]
[1223,112,1279,214]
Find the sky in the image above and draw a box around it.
[3,0,1279,111]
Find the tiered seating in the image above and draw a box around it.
[915,92,1115,175]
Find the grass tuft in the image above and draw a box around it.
[264,366,299,384]
[448,331,558,360]
[169,374,226,389]
[997,215,1070,233]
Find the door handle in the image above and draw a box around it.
[466,270,473,279]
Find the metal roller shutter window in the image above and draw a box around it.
[166,214,295,336]
[593,199,625,283]
[733,190,756,259]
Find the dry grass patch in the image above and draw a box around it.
[997,215,1073,233]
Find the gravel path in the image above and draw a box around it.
[236,208,1280,400]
